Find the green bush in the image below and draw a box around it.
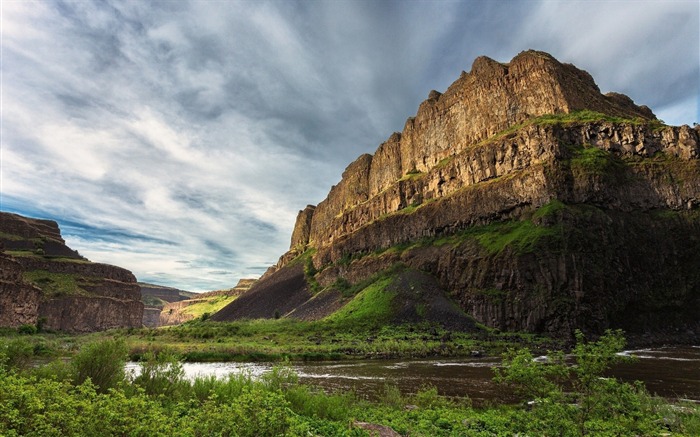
[284,384,356,421]
[17,324,37,335]
[494,329,668,436]
[184,386,293,437]
[72,339,128,393]
[131,351,187,401]
[0,338,34,371]
[30,358,74,383]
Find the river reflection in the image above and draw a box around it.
[126,346,700,405]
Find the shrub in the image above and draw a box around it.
[185,386,293,437]
[284,384,356,421]
[377,383,405,409]
[31,359,75,382]
[0,338,34,370]
[131,351,188,401]
[17,324,37,335]
[494,330,666,436]
[72,339,128,393]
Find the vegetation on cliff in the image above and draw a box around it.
[1,212,143,332]
[233,51,698,342]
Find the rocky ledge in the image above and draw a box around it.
[216,51,700,341]
[0,212,143,332]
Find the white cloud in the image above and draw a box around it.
[2,0,697,291]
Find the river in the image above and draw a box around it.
[126,346,700,405]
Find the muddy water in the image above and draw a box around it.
[126,346,700,405]
[613,346,700,402]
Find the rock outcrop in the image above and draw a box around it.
[0,212,144,332]
[139,283,196,327]
[216,51,700,340]
[0,251,43,327]
[160,279,255,326]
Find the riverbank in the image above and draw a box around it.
[2,331,699,436]
[2,318,564,363]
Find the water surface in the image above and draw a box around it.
[126,346,700,405]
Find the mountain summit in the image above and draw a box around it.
[214,51,699,340]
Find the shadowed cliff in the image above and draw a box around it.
[214,51,699,340]
[0,212,144,332]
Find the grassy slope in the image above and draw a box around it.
[180,294,240,318]
[7,249,97,298]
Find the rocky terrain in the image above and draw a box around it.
[0,212,143,332]
[159,279,255,326]
[214,51,700,340]
[140,283,196,327]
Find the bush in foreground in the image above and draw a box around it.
[0,333,698,436]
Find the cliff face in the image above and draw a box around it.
[302,50,657,255]
[159,279,255,326]
[217,50,700,339]
[139,282,196,327]
[0,253,43,327]
[0,212,144,332]
[310,122,699,266]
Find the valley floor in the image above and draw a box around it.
[1,323,699,435]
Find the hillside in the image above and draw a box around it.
[0,212,143,332]
[213,51,700,341]
[159,279,255,326]
[139,282,196,327]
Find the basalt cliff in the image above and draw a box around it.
[213,50,700,340]
[0,212,143,332]
[140,282,196,327]
[158,279,255,327]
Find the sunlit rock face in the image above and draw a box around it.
[216,51,700,340]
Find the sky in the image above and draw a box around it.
[1,0,698,292]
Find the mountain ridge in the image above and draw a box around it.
[0,211,144,332]
[213,50,699,340]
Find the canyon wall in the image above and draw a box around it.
[0,212,144,332]
[216,50,700,339]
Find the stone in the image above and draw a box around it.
[0,212,144,332]
[216,51,700,340]
[289,205,316,251]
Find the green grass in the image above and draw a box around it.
[532,199,567,219]
[2,331,697,436]
[428,201,564,255]
[361,201,566,267]
[532,109,641,125]
[5,250,90,263]
[474,288,508,304]
[435,156,454,169]
[142,295,167,308]
[325,276,395,326]
[568,144,621,176]
[22,270,92,297]
[472,219,561,255]
[399,169,425,182]
[484,110,663,146]
[181,294,239,318]
[0,231,30,241]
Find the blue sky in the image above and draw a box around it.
[2,0,698,291]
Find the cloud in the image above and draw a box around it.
[511,0,699,124]
[2,0,698,291]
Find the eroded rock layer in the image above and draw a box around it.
[0,212,144,332]
[216,51,700,339]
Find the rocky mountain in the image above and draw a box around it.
[0,212,143,332]
[159,279,255,326]
[213,50,700,341]
[139,282,196,327]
